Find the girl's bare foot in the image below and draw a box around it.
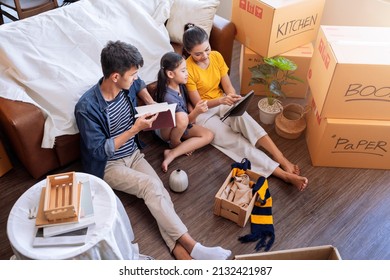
[162,149,175,173]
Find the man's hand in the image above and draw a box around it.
[133,113,158,132]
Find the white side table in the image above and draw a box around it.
[7,172,139,259]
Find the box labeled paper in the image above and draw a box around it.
[305,93,390,170]
[308,25,390,120]
[235,245,341,260]
[0,141,12,177]
[232,0,325,57]
[240,43,313,98]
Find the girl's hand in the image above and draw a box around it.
[194,100,209,114]
[220,93,241,106]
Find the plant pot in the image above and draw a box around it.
[258,98,283,125]
[275,103,310,139]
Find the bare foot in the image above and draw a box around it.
[285,173,308,191]
[162,149,175,173]
[279,158,300,175]
[186,150,194,156]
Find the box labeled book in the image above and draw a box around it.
[308,25,390,120]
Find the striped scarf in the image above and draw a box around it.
[234,160,275,252]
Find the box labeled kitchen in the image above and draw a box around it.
[232,0,325,57]
[240,43,313,98]
[308,25,390,120]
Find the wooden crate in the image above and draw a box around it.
[214,169,260,227]
[43,172,79,221]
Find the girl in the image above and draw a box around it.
[182,23,308,191]
[156,52,214,172]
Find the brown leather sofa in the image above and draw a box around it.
[0,15,236,179]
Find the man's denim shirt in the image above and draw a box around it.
[74,77,146,179]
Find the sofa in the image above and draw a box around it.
[0,0,236,179]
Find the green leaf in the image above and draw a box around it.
[264,56,297,71]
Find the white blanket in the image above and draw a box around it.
[0,0,173,148]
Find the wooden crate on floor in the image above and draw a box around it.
[214,169,261,227]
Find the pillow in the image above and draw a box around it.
[135,0,174,26]
[166,0,220,44]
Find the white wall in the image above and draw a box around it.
[321,0,390,26]
[216,0,232,20]
[217,0,390,26]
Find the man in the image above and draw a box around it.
[75,40,231,260]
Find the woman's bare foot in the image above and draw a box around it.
[285,173,308,191]
[279,158,300,175]
[162,149,175,173]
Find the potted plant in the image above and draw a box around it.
[248,56,303,124]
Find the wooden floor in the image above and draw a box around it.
[1,42,390,260]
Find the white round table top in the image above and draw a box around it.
[7,172,118,260]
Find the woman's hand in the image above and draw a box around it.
[220,93,241,106]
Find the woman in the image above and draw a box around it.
[182,24,308,191]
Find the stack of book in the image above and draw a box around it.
[33,180,95,248]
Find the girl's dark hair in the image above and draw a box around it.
[182,23,209,58]
[101,40,144,78]
[156,52,185,103]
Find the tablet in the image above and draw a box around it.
[220,90,255,122]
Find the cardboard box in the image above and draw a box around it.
[235,245,341,260]
[214,169,260,227]
[308,25,390,120]
[0,141,12,177]
[232,0,325,57]
[305,93,390,170]
[240,43,313,98]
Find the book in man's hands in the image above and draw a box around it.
[135,102,177,131]
[220,90,255,122]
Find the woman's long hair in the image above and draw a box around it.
[156,52,185,103]
[182,23,209,59]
